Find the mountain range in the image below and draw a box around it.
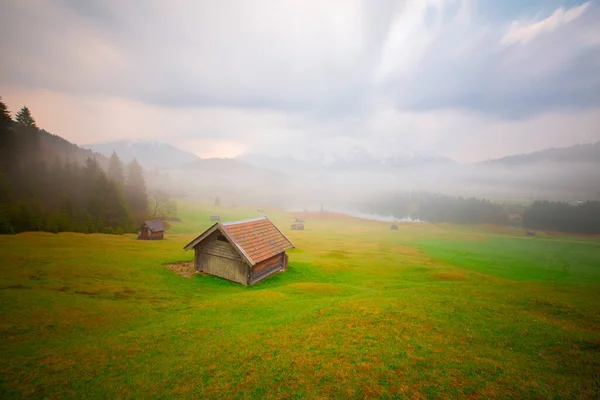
[49,134,600,203]
[83,139,600,172]
[83,140,200,169]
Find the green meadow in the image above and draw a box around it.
[1,202,600,398]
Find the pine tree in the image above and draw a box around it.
[108,151,125,186]
[125,158,148,220]
[82,157,103,220]
[13,105,40,171]
[15,106,37,128]
[0,97,12,131]
[0,98,14,173]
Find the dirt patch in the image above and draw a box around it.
[165,261,197,278]
[433,271,467,281]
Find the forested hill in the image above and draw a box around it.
[0,97,151,234]
[40,129,109,167]
[481,142,600,166]
[83,140,199,169]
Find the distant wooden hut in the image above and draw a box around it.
[257,208,265,213]
[527,230,536,237]
[390,224,398,230]
[138,220,165,240]
[291,223,304,230]
[210,215,221,221]
[183,217,294,286]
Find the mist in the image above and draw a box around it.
[142,142,600,218]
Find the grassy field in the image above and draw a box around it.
[1,202,600,398]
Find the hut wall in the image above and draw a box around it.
[138,226,164,240]
[195,231,248,285]
[250,253,284,285]
[150,231,164,240]
[138,226,151,240]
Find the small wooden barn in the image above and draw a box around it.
[210,215,220,221]
[183,217,295,285]
[390,224,398,230]
[138,220,165,240]
[291,223,304,230]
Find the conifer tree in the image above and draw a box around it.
[13,105,41,170]
[108,151,125,186]
[125,158,148,220]
[0,97,12,132]
[0,98,14,172]
[15,106,37,128]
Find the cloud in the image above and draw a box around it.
[3,87,599,163]
[378,0,600,117]
[501,2,590,46]
[1,0,599,161]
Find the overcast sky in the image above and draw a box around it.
[1,0,599,162]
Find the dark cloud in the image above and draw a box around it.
[2,0,598,119]
[380,1,600,118]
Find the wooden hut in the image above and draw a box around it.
[291,223,304,230]
[183,217,294,286]
[210,215,221,221]
[390,224,398,230]
[138,220,165,240]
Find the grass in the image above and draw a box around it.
[1,204,600,398]
[419,237,600,282]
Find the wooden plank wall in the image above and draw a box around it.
[205,240,241,259]
[195,231,248,284]
[202,255,247,284]
[138,227,149,240]
[250,253,283,284]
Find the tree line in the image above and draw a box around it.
[523,201,600,234]
[0,97,176,234]
[359,192,510,225]
[360,192,600,234]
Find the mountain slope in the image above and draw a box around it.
[480,142,600,166]
[237,149,456,173]
[83,140,200,170]
[39,129,108,167]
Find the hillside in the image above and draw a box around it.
[39,129,108,167]
[68,138,600,203]
[0,115,146,234]
[1,203,599,397]
[481,142,600,166]
[237,149,456,173]
[83,140,200,169]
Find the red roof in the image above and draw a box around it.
[183,217,294,266]
[222,217,294,265]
